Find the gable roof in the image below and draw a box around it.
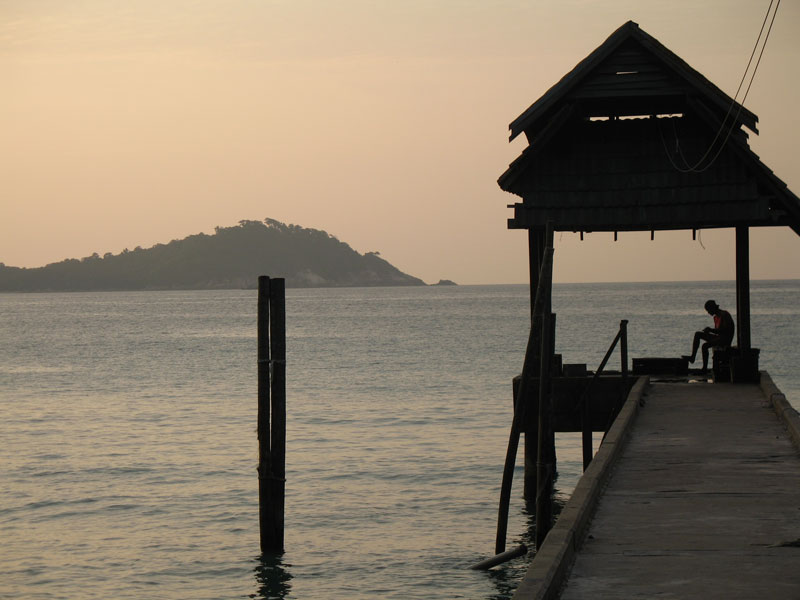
[499,22,800,236]
[509,20,758,142]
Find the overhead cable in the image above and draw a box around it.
[662,0,781,174]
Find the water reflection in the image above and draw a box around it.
[250,553,292,600]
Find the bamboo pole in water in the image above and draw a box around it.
[470,544,528,570]
[258,276,286,553]
[257,276,273,552]
[269,278,286,552]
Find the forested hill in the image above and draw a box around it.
[0,219,426,291]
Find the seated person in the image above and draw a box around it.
[683,300,734,373]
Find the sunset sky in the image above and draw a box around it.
[2,0,798,284]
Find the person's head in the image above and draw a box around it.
[704,300,719,315]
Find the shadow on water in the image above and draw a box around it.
[250,553,293,600]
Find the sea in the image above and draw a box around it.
[2,281,798,600]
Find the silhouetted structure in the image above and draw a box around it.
[495,21,800,550]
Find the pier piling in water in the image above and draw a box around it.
[258,276,286,554]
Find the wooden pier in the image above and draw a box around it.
[489,18,800,597]
[513,373,800,599]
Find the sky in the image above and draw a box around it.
[2,0,799,284]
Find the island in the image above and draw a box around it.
[0,219,426,291]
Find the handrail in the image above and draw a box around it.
[580,319,628,470]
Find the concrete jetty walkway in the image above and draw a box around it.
[516,377,800,599]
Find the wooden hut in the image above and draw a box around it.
[500,20,800,368]
[494,20,800,548]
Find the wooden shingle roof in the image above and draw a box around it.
[508,21,757,142]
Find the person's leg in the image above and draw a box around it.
[701,342,711,371]
[701,334,723,371]
[684,331,704,363]
[685,331,719,365]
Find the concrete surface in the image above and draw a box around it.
[559,381,800,599]
[512,377,648,600]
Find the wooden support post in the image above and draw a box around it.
[581,386,592,470]
[258,276,286,554]
[535,313,553,549]
[735,226,751,351]
[544,226,556,480]
[535,225,555,550]
[518,379,538,503]
[528,228,545,320]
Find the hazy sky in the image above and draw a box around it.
[2,0,798,284]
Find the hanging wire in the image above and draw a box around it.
[660,0,781,173]
[690,0,781,173]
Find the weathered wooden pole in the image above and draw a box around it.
[258,276,286,553]
[535,307,553,549]
[257,276,274,552]
[470,544,528,570]
[269,278,286,552]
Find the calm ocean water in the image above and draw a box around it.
[2,281,798,600]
